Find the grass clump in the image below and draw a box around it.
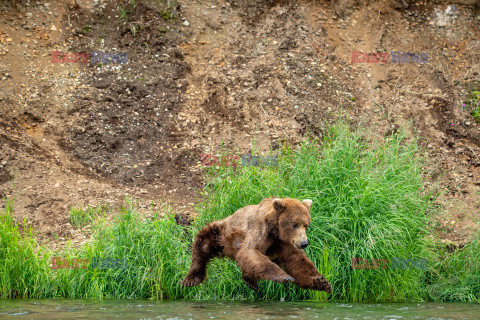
[69,204,108,228]
[466,91,480,122]
[0,195,51,299]
[119,0,137,20]
[1,196,191,299]
[427,235,480,302]
[51,199,191,299]
[194,122,432,301]
[155,0,179,20]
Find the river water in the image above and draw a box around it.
[1,300,479,319]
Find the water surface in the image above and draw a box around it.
[1,300,479,319]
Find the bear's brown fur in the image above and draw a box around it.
[181,197,332,292]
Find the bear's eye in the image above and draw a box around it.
[293,223,299,229]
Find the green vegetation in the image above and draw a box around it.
[466,91,480,122]
[1,121,479,301]
[427,238,480,302]
[79,25,92,34]
[69,204,108,228]
[119,0,137,20]
[156,0,178,20]
[0,195,52,299]
[193,122,433,302]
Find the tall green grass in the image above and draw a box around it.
[1,121,479,301]
[50,200,192,299]
[193,123,433,301]
[427,236,480,302]
[0,195,51,298]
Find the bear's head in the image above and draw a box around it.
[265,198,312,250]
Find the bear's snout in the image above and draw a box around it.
[291,227,309,250]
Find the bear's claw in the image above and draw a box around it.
[181,275,204,287]
[312,276,332,293]
[272,274,295,284]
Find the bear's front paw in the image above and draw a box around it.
[312,276,332,293]
[181,274,205,287]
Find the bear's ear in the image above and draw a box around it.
[303,199,313,210]
[273,198,285,213]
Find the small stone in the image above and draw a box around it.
[465,121,471,126]
[1,161,7,166]
[183,20,190,26]
[317,82,322,87]
[50,25,57,31]
[367,73,372,78]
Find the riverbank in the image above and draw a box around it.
[1,122,479,302]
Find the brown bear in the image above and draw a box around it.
[181,197,332,292]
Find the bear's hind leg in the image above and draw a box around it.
[182,223,223,287]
